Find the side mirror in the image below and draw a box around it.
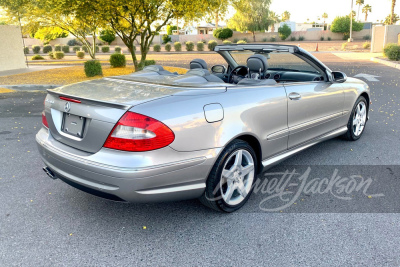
[332,71,347,83]
[211,65,226,74]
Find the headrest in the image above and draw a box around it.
[190,59,208,69]
[247,54,268,72]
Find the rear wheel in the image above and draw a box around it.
[343,96,368,141]
[199,140,257,212]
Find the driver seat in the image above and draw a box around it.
[238,54,277,86]
[190,59,208,70]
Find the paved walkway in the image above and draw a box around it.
[0,65,68,77]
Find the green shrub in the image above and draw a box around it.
[196,42,204,51]
[222,40,232,44]
[43,45,52,53]
[95,45,99,53]
[54,51,64,59]
[23,47,29,54]
[290,36,296,41]
[363,42,371,49]
[384,44,400,61]
[82,46,88,53]
[114,46,121,53]
[84,60,103,77]
[298,36,305,41]
[138,59,156,70]
[278,24,292,40]
[153,44,161,52]
[208,40,218,51]
[62,45,70,53]
[341,42,348,51]
[262,38,268,42]
[320,36,325,41]
[67,39,80,46]
[343,34,349,40]
[363,35,371,40]
[162,34,171,44]
[327,37,332,41]
[174,42,181,51]
[54,44,62,51]
[213,27,233,40]
[76,51,85,59]
[101,46,110,53]
[99,29,116,45]
[243,38,248,43]
[31,54,44,60]
[270,36,276,42]
[32,45,41,54]
[185,41,194,51]
[233,38,239,43]
[48,52,54,59]
[73,46,80,52]
[237,40,247,44]
[165,43,172,52]
[110,53,126,67]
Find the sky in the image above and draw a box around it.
[268,0,400,23]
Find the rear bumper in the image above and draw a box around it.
[36,128,220,202]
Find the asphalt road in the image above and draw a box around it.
[1,53,400,266]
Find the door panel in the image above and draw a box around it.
[284,82,344,148]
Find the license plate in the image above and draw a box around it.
[61,113,86,138]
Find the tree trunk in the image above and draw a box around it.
[92,34,96,60]
[391,0,396,24]
[271,24,275,32]
[252,31,256,42]
[365,13,368,22]
[215,12,219,28]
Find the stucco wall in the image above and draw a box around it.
[0,25,26,72]
[371,25,400,52]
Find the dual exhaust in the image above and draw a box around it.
[43,167,57,180]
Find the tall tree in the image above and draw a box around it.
[322,13,328,25]
[385,13,399,24]
[362,4,372,21]
[356,0,364,21]
[390,0,396,24]
[281,11,290,21]
[206,0,229,28]
[228,0,272,42]
[268,11,280,32]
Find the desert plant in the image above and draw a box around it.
[101,46,110,53]
[213,27,233,40]
[185,41,194,51]
[341,42,348,51]
[99,29,116,45]
[43,45,52,53]
[363,35,371,40]
[165,43,172,52]
[237,40,247,44]
[233,38,239,43]
[208,40,218,51]
[363,42,371,49]
[110,53,126,67]
[327,37,332,41]
[67,39,80,46]
[290,36,296,41]
[32,45,41,54]
[48,52,54,59]
[95,45,99,53]
[174,42,182,51]
[223,40,232,44]
[196,42,204,51]
[76,51,85,59]
[262,38,268,42]
[270,36,277,42]
[384,43,400,60]
[298,36,305,41]
[278,24,292,40]
[320,36,325,41]
[54,51,64,59]
[162,34,171,44]
[31,54,44,60]
[84,60,102,77]
[153,44,161,52]
[62,45,70,53]
[54,44,61,51]
[114,46,122,53]
[23,47,29,54]
[82,46,88,53]
[73,46,81,52]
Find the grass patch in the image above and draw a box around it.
[0,88,15,93]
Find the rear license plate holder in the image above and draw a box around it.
[62,113,86,138]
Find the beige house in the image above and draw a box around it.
[0,25,26,72]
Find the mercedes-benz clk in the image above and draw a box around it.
[36,44,370,212]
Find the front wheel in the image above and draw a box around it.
[343,96,368,141]
[199,140,257,212]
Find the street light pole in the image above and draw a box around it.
[349,0,354,42]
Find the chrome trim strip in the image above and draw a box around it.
[136,183,206,195]
[289,112,343,134]
[267,128,289,140]
[36,133,206,173]
[262,126,348,169]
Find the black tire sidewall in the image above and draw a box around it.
[347,96,367,141]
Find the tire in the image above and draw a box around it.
[199,139,258,212]
[343,96,368,141]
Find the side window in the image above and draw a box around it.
[268,52,321,74]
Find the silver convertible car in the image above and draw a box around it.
[37,44,370,212]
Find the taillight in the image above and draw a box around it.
[42,110,49,128]
[103,112,175,152]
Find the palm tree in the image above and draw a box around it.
[356,0,364,21]
[322,13,328,25]
[268,11,280,32]
[390,0,396,24]
[282,11,291,22]
[362,4,372,21]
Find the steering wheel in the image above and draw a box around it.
[228,65,249,84]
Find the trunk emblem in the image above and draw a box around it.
[64,102,71,112]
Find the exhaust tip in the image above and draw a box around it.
[43,167,57,180]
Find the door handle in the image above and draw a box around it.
[289,92,301,100]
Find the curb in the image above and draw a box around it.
[1,84,60,91]
[371,57,400,70]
